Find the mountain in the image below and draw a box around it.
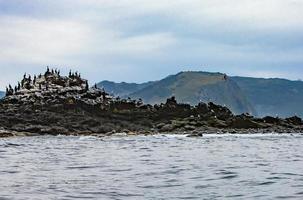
[232,77,303,117]
[97,71,303,117]
[0,91,4,99]
[99,72,255,115]
[97,80,154,97]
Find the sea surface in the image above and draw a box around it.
[1,134,303,200]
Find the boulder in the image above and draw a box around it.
[207,117,228,128]
[286,116,302,125]
[186,132,203,137]
[160,124,175,132]
[230,116,264,129]
[263,116,281,124]
[184,125,195,131]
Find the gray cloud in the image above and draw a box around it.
[0,0,303,89]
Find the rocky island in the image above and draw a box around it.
[1,67,303,137]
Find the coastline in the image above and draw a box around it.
[1,69,303,138]
[1,127,303,138]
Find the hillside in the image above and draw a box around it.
[129,72,255,115]
[97,81,154,97]
[0,91,4,99]
[97,71,303,117]
[232,77,303,117]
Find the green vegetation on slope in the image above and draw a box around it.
[232,77,303,117]
[97,71,303,117]
[97,80,154,97]
[129,72,255,115]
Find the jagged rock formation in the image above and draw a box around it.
[0,68,303,137]
[3,67,112,108]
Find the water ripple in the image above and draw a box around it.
[0,134,303,199]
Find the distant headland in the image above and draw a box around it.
[0,67,302,137]
[97,71,303,118]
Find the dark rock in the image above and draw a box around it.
[207,117,228,128]
[187,132,203,137]
[196,102,209,114]
[286,116,302,125]
[230,117,263,129]
[263,116,281,124]
[165,96,178,107]
[184,125,195,131]
[160,124,175,132]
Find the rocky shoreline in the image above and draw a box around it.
[1,127,303,138]
[1,68,303,138]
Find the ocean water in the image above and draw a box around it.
[1,134,303,200]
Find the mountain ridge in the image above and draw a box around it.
[0,91,4,99]
[130,71,256,115]
[97,71,303,117]
[99,71,256,115]
[233,76,303,117]
[97,80,154,97]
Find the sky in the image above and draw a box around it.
[0,0,303,89]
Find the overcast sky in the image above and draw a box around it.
[0,0,303,89]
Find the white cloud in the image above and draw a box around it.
[0,15,176,63]
[0,0,303,89]
[0,16,91,63]
[234,69,302,80]
[91,32,176,57]
[69,0,303,30]
[184,0,303,29]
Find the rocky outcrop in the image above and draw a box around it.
[1,68,303,137]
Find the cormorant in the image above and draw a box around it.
[85,80,89,91]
